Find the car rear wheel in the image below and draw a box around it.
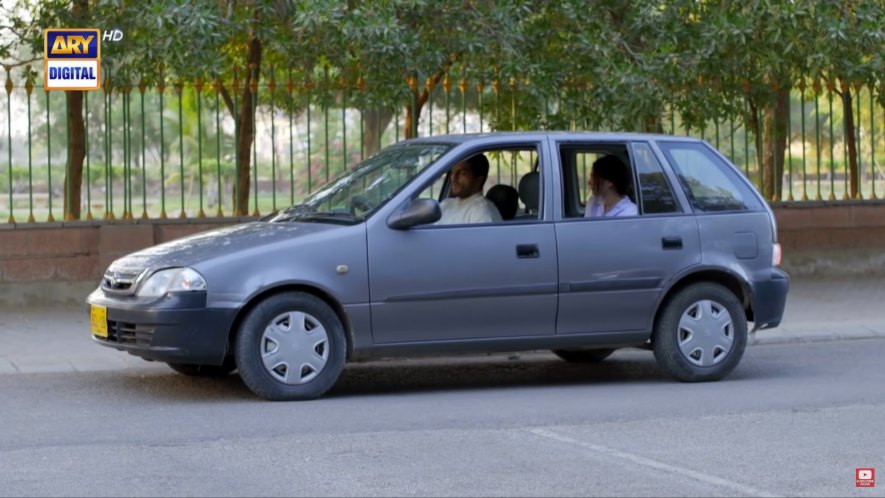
[652,283,747,382]
[551,348,616,363]
[167,358,236,377]
[234,292,346,401]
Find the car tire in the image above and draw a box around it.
[167,358,236,377]
[234,292,346,401]
[652,282,747,382]
[551,348,616,363]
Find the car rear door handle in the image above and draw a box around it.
[662,236,683,250]
[516,244,540,259]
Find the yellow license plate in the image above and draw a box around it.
[90,304,108,338]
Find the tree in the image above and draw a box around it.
[811,0,884,199]
[659,1,790,200]
[2,0,92,219]
[298,0,532,153]
[3,0,881,213]
[2,0,310,218]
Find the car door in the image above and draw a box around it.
[553,140,701,335]
[367,140,558,345]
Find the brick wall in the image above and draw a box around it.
[0,203,883,284]
[774,204,885,250]
[0,219,245,284]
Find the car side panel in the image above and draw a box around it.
[555,215,701,334]
[367,222,559,344]
[695,211,789,327]
[195,224,371,309]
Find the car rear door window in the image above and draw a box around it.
[558,144,637,218]
[658,141,762,212]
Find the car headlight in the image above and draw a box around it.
[136,268,207,297]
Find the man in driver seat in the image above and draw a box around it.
[437,154,503,224]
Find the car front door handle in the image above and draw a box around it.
[516,244,540,259]
[662,236,683,250]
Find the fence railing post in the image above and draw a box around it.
[175,81,185,218]
[215,77,224,217]
[25,70,34,223]
[158,73,167,218]
[139,80,147,219]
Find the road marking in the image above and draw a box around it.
[527,427,781,498]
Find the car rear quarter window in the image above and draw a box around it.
[658,141,763,212]
[631,142,680,214]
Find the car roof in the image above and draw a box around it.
[405,131,704,145]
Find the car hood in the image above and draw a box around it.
[106,222,338,275]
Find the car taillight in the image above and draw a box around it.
[772,243,782,266]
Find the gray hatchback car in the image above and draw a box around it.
[87,132,789,400]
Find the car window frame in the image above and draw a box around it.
[406,140,550,229]
[551,139,644,222]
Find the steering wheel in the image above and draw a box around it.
[348,195,373,215]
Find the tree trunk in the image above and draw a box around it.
[404,98,422,139]
[234,35,262,216]
[362,109,393,158]
[64,0,88,220]
[761,89,789,201]
[746,99,765,192]
[403,60,456,139]
[643,112,663,134]
[64,93,86,220]
[841,87,859,199]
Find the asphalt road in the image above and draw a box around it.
[1,339,883,497]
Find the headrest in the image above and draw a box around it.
[485,184,519,220]
[518,171,540,211]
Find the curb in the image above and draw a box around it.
[749,322,885,346]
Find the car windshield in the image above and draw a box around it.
[267,142,453,224]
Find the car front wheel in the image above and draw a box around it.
[235,292,346,401]
[652,283,747,382]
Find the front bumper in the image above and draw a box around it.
[87,289,238,365]
[750,268,790,330]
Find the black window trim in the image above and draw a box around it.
[629,141,684,216]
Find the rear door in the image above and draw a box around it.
[553,140,701,335]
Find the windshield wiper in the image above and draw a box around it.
[264,204,309,222]
[288,211,359,224]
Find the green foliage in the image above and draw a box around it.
[4,0,881,128]
[2,0,883,213]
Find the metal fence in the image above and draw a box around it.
[1,69,883,223]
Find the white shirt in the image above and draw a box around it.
[585,195,638,218]
[437,192,503,225]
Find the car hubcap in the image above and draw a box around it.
[677,300,734,367]
[260,311,329,385]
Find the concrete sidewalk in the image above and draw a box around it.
[0,276,883,375]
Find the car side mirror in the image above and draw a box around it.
[387,198,441,229]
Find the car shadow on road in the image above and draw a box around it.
[104,350,785,402]
[103,353,667,402]
[328,353,673,398]
[328,352,789,399]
